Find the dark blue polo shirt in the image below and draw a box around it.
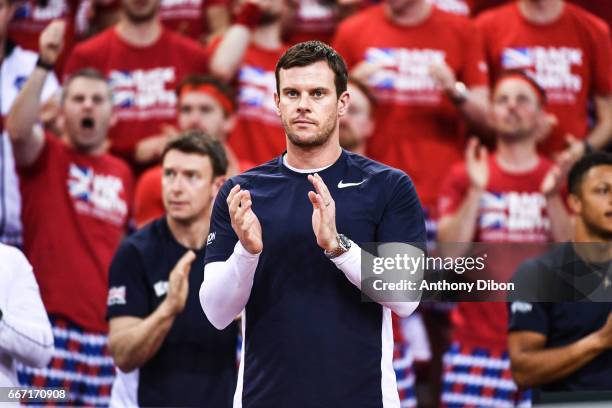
[108,217,238,407]
[205,150,426,407]
[509,242,612,392]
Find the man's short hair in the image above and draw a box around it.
[568,151,612,195]
[275,40,348,99]
[494,69,547,106]
[176,74,236,114]
[348,77,376,110]
[161,130,228,178]
[62,68,111,103]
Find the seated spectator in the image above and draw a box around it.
[108,131,237,407]
[0,243,54,388]
[209,0,288,165]
[437,71,570,407]
[64,0,209,169]
[134,75,253,227]
[7,21,132,406]
[0,0,60,247]
[508,152,612,394]
[476,0,612,162]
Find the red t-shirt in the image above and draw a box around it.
[438,154,553,350]
[284,0,339,45]
[9,0,78,72]
[476,3,612,154]
[63,27,209,164]
[159,0,228,40]
[209,40,287,165]
[333,6,488,208]
[18,134,133,333]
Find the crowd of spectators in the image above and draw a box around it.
[0,0,611,406]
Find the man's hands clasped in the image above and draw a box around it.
[226,173,341,256]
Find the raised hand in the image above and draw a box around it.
[39,20,66,66]
[465,137,489,190]
[307,173,338,252]
[555,134,586,170]
[428,62,457,94]
[228,184,263,254]
[540,165,563,198]
[163,250,196,316]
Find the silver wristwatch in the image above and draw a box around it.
[324,234,352,259]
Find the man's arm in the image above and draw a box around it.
[508,313,612,388]
[108,251,195,372]
[208,1,261,82]
[586,95,612,150]
[306,173,422,317]
[540,165,573,242]
[0,247,54,368]
[438,138,488,243]
[200,242,259,329]
[6,20,65,167]
[206,4,231,41]
[429,63,491,132]
[200,183,263,329]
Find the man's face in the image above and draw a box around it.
[492,78,542,141]
[122,0,159,23]
[62,77,113,153]
[162,150,217,223]
[178,91,229,141]
[0,0,16,37]
[275,60,348,148]
[571,165,612,239]
[340,83,373,151]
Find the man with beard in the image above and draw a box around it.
[63,0,209,168]
[107,131,237,407]
[7,21,132,406]
[208,0,288,165]
[200,41,426,407]
[437,71,571,407]
[508,152,612,395]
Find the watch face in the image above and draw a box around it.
[338,234,351,250]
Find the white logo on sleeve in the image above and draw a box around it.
[338,180,366,189]
[207,232,216,245]
[511,301,533,314]
[154,281,169,297]
[108,286,126,305]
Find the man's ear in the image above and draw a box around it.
[337,91,350,117]
[212,175,226,198]
[274,92,281,116]
[223,114,236,135]
[567,193,581,215]
[109,111,118,128]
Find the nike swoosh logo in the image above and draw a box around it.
[338,180,366,188]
